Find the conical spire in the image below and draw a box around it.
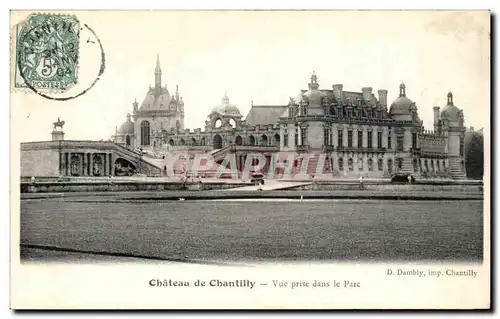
[155,54,162,88]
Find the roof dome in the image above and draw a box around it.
[440,92,460,121]
[389,82,413,115]
[301,71,326,105]
[118,113,134,134]
[211,94,242,117]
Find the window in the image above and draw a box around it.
[140,121,150,146]
[413,158,418,172]
[358,131,363,148]
[283,131,289,147]
[412,133,418,149]
[347,130,353,148]
[396,135,404,151]
[338,158,344,171]
[388,134,392,149]
[338,130,343,147]
[387,159,393,174]
[300,127,307,146]
[378,158,383,171]
[367,131,373,148]
[348,158,354,171]
[377,131,382,149]
[368,158,373,171]
[323,128,331,146]
[459,137,464,156]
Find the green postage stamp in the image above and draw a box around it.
[14,13,80,92]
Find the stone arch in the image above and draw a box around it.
[214,118,223,129]
[261,134,268,146]
[229,118,237,128]
[168,138,175,146]
[125,135,131,146]
[200,137,206,146]
[213,134,223,149]
[248,135,255,146]
[235,135,243,146]
[140,121,150,146]
[179,138,186,146]
[274,134,280,146]
[114,157,137,176]
[191,137,197,146]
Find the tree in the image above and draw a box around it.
[465,131,484,179]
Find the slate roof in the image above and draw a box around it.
[244,105,288,126]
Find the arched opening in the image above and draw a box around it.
[261,135,268,146]
[274,134,280,146]
[215,118,223,129]
[125,135,131,146]
[248,135,255,146]
[114,158,137,176]
[153,141,156,148]
[179,138,186,146]
[168,139,175,146]
[200,137,206,146]
[338,158,344,171]
[140,121,150,146]
[235,135,243,146]
[213,134,223,149]
[378,158,383,171]
[413,158,418,172]
[229,118,237,128]
[191,138,197,146]
[348,158,354,171]
[387,159,393,174]
[368,158,373,171]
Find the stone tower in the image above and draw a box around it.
[440,92,466,179]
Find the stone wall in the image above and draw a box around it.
[21,149,59,177]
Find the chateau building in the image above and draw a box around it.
[114,57,467,179]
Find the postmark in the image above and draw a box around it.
[15,13,80,92]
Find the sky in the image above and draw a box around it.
[11,10,490,143]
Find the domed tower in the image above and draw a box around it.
[389,82,420,175]
[115,113,135,147]
[132,55,184,150]
[206,93,243,131]
[295,71,327,149]
[440,91,466,179]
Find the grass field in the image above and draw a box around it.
[20,198,484,263]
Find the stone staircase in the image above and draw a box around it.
[448,157,466,179]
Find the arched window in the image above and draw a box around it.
[235,135,243,146]
[201,137,206,146]
[368,158,373,171]
[274,134,280,146]
[338,158,344,171]
[387,159,393,174]
[378,158,383,171]
[261,135,268,146]
[125,135,131,146]
[179,138,186,146]
[348,158,354,171]
[248,135,255,146]
[140,121,150,146]
[168,138,175,146]
[191,138,197,146]
[413,158,418,172]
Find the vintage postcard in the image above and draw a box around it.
[10,10,490,309]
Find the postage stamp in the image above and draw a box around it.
[14,13,80,92]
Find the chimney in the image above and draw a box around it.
[433,106,440,131]
[332,84,343,101]
[362,87,373,101]
[377,89,388,107]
